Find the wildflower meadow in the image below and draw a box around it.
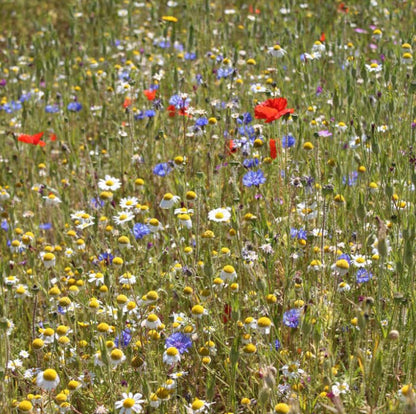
[1,0,416,413]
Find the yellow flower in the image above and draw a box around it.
[162,16,178,22]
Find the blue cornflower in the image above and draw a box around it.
[1,219,9,231]
[242,158,259,169]
[98,252,114,265]
[169,94,190,109]
[237,112,253,125]
[242,170,266,187]
[185,52,196,60]
[165,332,192,354]
[19,93,31,102]
[45,104,60,113]
[238,125,256,139]
[39,223,52,230]
[217,67,234,79]
[145,109,156,118]
[291,228,307,240]
[356,268,373,284]
[274,339,281,351]
[195,117,208,127]
[1,101,22,113]
[283,308,301,328]
[282,134,296,148]
[195,74,203,85]
[115,328,132,348]
[91,197,105,209]
[132,223,151,240]
[67,102,82,112]
[134,111,145,120]
[342,171,358,186]
[153,162,172,177]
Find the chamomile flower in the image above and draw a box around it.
[36,369,60,391]
[120,197,139,210]
[188,398,213,413]
[220,265,237,282]
[178,214,192,229]
[115,392,145,414]
[268,44,287,57]
[44,193,62,205]
[256,316,273,334]
[159,193,180,209]
[88,272,105,286]
[147,218,163,233]
[142,313,163,330]
[208,207,231,222]
[98,175,122,191]
[351,254,370,268]
[119,272,137,285]
[113,211,135,225]
[163,347,181,365]
[332,259,350,275]
[365,62,382,72]
[109,348,126,366]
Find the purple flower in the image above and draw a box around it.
[242,169,266,187]
[115,328,132,348]
[318,130,332,137]
[132,223,150,240]
[283,308,301,328]
[165,332,192,354]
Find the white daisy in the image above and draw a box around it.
[36,369,60,391]
[115,392,145,414]
[163,347,181,365]
[208,207,231,222]
[119,197,139,210]
[113,211,135,225]
[98,175,122,191]
[159,193,180,209]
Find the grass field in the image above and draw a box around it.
[1,0,416,413]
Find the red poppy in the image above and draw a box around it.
[167,104,188,117]
[18,132,46,147]
[228,139,238,154]
[123,98,132,108]
[338,2,349,13]
[320,32,326,42]
[222,304,232,323]
[144,89,156,101]
[254,98,294,123]
[269,139,277,159]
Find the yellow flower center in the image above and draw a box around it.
[119,214,128,220]
[110,349,123,360]
[191,399,204,410]
[257,317,272,328]
[336,259,349,269]
[215,212,224,219]
[166,347,179,356]
[43,369,58,381]
[123,398,136,408]
[105,180,114,186]
[223,265,235,274]
[192,305,204,315]
[43,253,55,261]
[164,193,173,200]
